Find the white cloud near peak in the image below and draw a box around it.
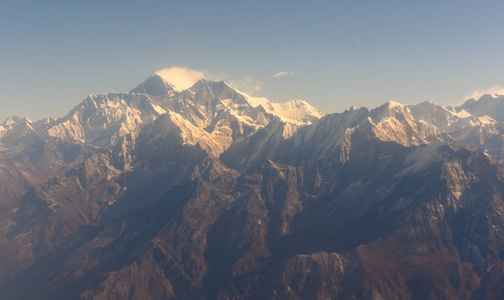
[466,85,504,101]
[155,67,205,91]
[270,71,295,78]
[228,75,262,95]
[154,67,262,96]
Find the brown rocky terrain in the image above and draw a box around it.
[1,75,504,299]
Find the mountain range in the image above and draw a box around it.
[1,74,504,299]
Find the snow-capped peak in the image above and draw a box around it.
[232,88,323,125]
[385,100,403,108]
[271,99,324,125]
[2,116,22,126]
[233,88,273,111]
[1,116,35,129]
[458,93,504,122]
[130,74,175,96]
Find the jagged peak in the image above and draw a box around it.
[376,100,408,112]
[233,88,273,110]
[409,100,453,114]
[384,100,404,108]
[368,100,408,124]
[188,78,232,92]
[416,100,435,106]
[479,93,504,100]
[35,117,55,124]
[452,109,472,118]
[270,99,324,125]
[2,116,22,126]
[457,93,504,121]
[280,99,321,111]
[21,117,33,124]
[285,99,308,106]
[458,98,477,109]
[459,93,504,110]
[175,79,321,125]
[130,74,176,96]
[1,116,33,127]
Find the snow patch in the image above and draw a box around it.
[398,144,442,175]
[234,89,323,125]
[478,115,497,124]
[386,100,403,108]
[453,109,472,118]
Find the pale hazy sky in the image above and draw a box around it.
[2,0,504,122]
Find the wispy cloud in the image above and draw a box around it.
[270,71,295,78]
[155,67,205,91]
[465,85,504,101]
[228,75,262,95]
[154,67,262,96]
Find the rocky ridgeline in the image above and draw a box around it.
[0,75,504,299]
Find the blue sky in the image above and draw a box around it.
[2,0,504,121]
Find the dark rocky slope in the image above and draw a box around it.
[1,76,504,299]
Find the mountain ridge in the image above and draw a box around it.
[1,74,504,299]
